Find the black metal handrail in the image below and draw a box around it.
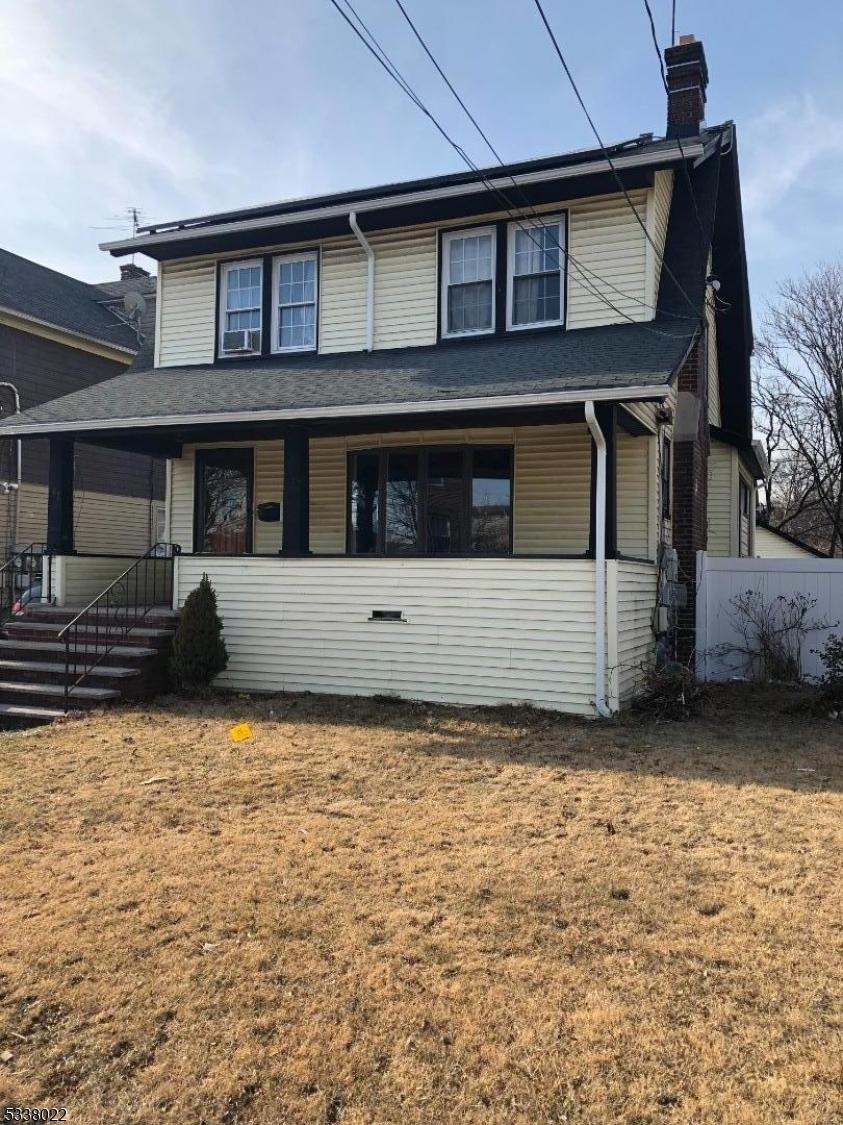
[0,542,50,624]
[58,543,180,709]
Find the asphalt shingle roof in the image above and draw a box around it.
[0,321,694,435]
[0,248,139,352]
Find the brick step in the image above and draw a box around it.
[0,702,65,728]
[0,680,119,709]
[0,639,158,663]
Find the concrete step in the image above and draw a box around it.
[0,702,65,728]
[21,605,178,628]
[0,658,141,680]
[0,639,158,662]
[0,680,119,706]
[5,620,174,645]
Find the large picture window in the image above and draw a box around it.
[195,448,254,554]
[441,227,496,338]
[349,446,512,556]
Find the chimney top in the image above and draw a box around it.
[664,34,709,140]
[119,262,150,281]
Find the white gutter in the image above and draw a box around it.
[585,400,613,718]
[0,382,21,545]
[349,211,375,352]
[0,384,670,437]
[100,141,704,254]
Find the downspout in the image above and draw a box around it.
[349,210,375,352]
[0,382,22,546]
[585,401,613,718]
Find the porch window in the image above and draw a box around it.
[219,260,263,355]
[272,251,318,352]
[348,446,512,556]
[441,227,496,337]
[506,216,565,329]
[194,448,254,554]
[660,434,672,519]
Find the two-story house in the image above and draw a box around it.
[0,36,762,716]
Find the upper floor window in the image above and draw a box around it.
[220,260,263,356]
[441,227,496,338]
[273,251,318,352]
[507,217,565,330]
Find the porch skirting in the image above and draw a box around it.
[174,556,657,716]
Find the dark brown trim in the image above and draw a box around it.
[193,446,255,555]
[347,443,514,558]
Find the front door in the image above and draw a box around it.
[195,448,254,554]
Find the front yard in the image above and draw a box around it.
[0,688,840,1124]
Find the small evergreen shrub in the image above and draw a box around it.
[814,634,843,714]
[170,573,228,690]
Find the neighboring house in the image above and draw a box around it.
[0,35,761,715]
[0,251,164,555]
[755,521,828,559]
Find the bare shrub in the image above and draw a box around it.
[713,590,835,683]
[632,664,710,721]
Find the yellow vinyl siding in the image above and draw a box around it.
[156,259,217,367]
[617,433,653,559]
[706,252,721,425]
[175,555,598,714]
[707,440,736,555]
[567,189,649,327]
[0,482,154,556]
[608,559,657,706]
[155,185,672,363]
[648,169,673,303]
[319,242,368,353]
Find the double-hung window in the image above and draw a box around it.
[220,260,263,355]
[441,227,496,337]
[272,251,318,352]
[507,216,565,330]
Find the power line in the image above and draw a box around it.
[330,0,691,337]
[391,0,696,324]
[531,0,702,322]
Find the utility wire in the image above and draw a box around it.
[531,0,703,322]
[392,0,697,324]
[330,0,692,336]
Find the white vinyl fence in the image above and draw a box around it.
[696,552,843,682]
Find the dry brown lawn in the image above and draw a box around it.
[0,686,841,1124]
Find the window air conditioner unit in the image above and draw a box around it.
[222,328,261,354]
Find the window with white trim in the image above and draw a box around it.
[506,216,565,329]
[220,260,263,355]
[441,226,496,337]
[273,251,318,352]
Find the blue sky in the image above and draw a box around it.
[1,0,841,319]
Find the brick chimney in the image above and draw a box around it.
[665,34,709,139]
[119,262,150,281]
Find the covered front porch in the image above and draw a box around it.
[37,395,663,715]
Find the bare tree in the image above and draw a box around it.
[753,263,843,554]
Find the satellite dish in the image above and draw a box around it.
[123,290,147,321]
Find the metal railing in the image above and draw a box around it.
[58,543,180,709]
[0,543,50,624]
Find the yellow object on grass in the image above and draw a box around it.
[229,723,253,743]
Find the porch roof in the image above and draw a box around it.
[0,319,693,437]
